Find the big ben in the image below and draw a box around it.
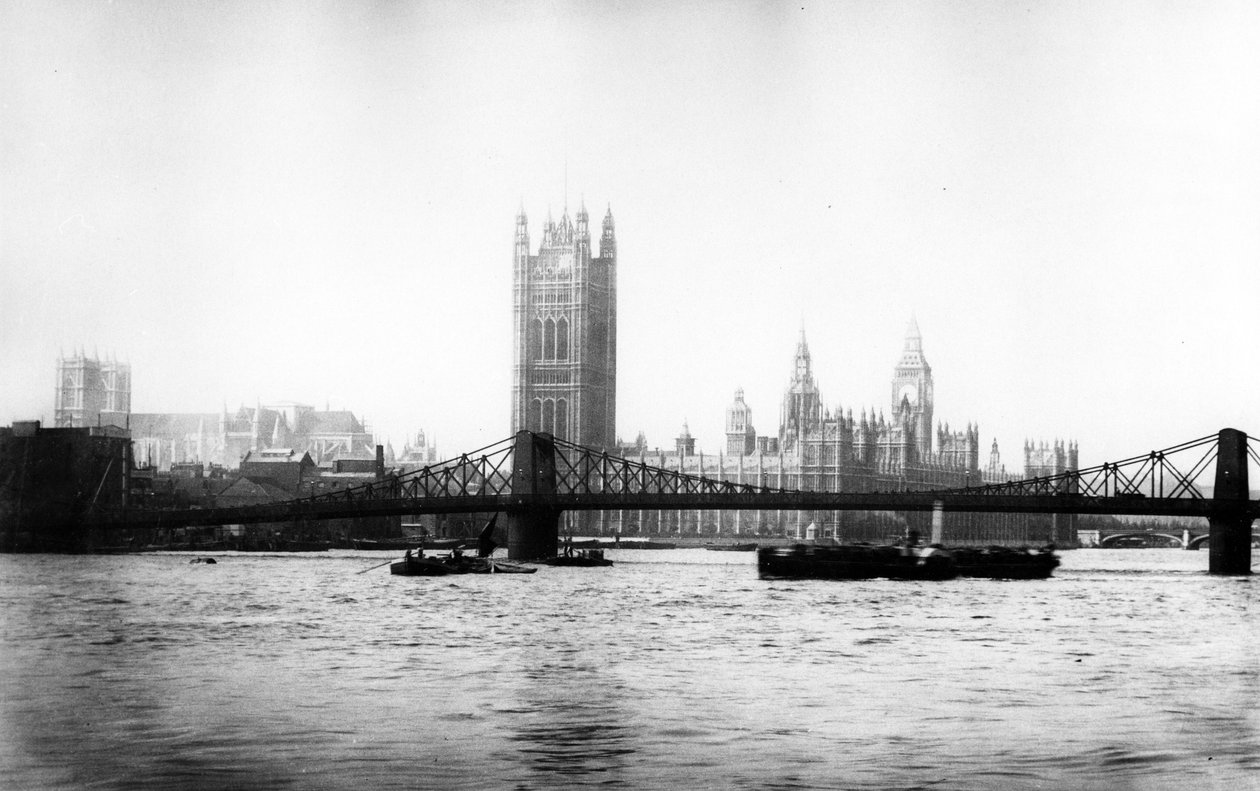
[889,317,933,460]
[511,201,617,451]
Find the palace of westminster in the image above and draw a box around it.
[45,195,1078,543]
[512,199,1078,542]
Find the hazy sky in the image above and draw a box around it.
[2,1,1257,469]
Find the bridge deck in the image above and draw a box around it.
[94,492,1256,531]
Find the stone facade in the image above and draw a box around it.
[129,402,380,470]
[511,201,617,451]
[589,323,1079,545]
[54,351,130,429]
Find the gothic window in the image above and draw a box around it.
[556,317,569,360]
[529,399,543,432]
[530,319,543,361]
[542,399,555,435]
[556,398,568,438]
[543,318,556,360]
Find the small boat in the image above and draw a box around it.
[419,537,472,550]
[390,554,462,576]
[389,553,537,576]
[758,543,957,581]
[357,536,473,551]
[545,548,613,567]
[389,516,535,576]
[611,539,676,550]
[950,546,1060,579]
[189,557,217,564]
[705,543,758,552]
[352,537,429,551]
[484,560,537,574]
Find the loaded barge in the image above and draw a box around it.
[758,543,1060,581]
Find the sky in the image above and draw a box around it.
[2,0,1258,471]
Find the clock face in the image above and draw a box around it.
[898,383,917,405]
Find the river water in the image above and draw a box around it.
[1,547,1256,790]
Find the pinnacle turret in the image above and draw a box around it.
[599,204,616,259]
[791,329,812,383]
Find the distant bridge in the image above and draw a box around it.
[93,428,1259,573]
[1095,529,1260,549]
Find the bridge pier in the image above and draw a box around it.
[506,431,561,560]
[1208,428,1252,575]
[506,508,560,560]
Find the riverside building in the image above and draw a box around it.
[603,322,1080,545]
[49,353,433,471]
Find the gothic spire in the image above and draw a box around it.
[904,315,922,353]
[792,328,812,382]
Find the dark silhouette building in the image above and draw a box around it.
[0,421,132,551]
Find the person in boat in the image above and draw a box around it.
[897,528,921,557]
[563,535,573,557]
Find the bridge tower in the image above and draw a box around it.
[1209,428,1252,575]
[506,430,561,560]
[511,200,617,452]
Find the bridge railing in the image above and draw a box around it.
[100,429,1260,529]
[550,437,800,498]
[938,434,1221,500]
[242,436,519,512]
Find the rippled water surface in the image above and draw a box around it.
[2,548,1257,790]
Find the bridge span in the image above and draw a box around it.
[92,428,1259,573]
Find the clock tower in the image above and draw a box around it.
[890,317,933,460]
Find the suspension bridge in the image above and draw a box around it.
[88,427,1260,572]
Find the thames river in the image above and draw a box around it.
[1,547,1256,790]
